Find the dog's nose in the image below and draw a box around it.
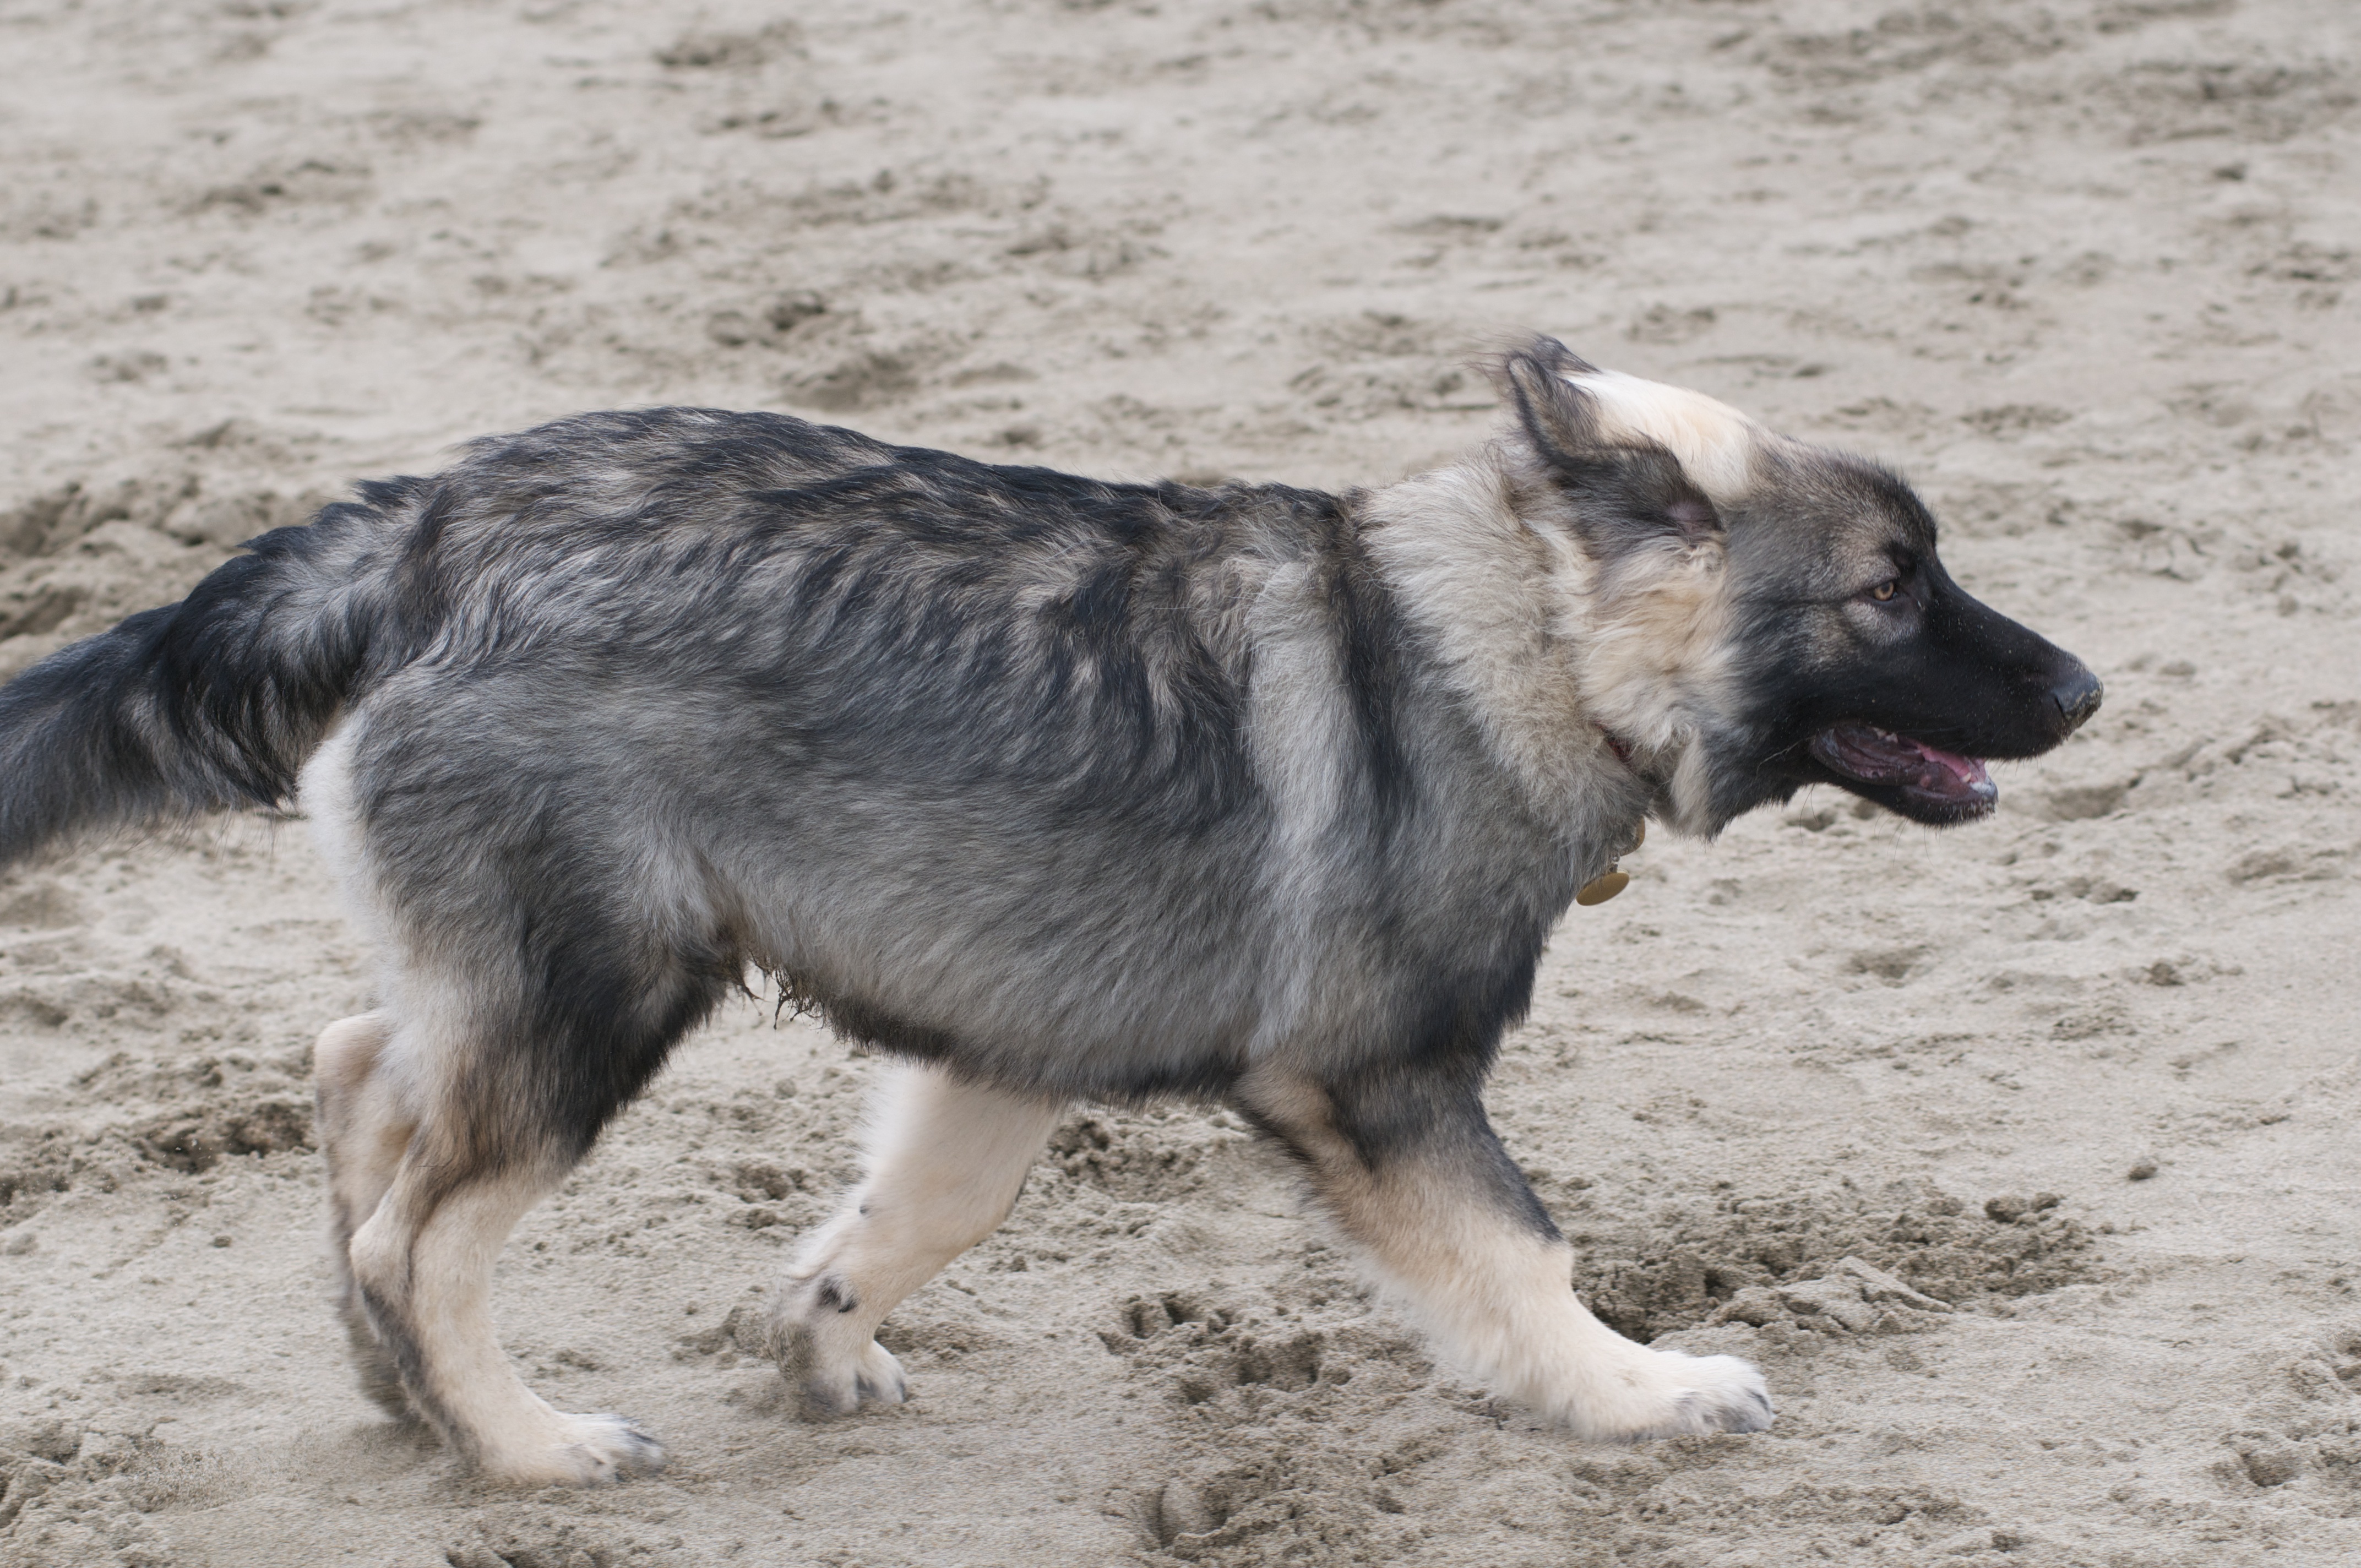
[2048,664,2103,737]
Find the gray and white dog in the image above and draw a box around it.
[0,336,2098,1483]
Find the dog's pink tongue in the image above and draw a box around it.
[1912,739,1991,794]
[1814,723,1995,804]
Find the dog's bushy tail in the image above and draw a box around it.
[0,486,419,870]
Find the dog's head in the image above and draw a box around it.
[1490,335,2101,834]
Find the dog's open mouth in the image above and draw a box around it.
[1808,722,1997,818]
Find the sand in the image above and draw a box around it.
[2,0,2357,1563]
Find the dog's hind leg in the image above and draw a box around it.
[350,1138,657,1484]
[341,963,716,1486]
[313,1010,417,1418]
[1234,1062,1773,1442]
[769,1061,1067,1414]
[344,1040,671,1487]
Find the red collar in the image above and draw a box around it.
[1595,723,1638,770]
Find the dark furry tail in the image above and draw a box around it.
[0,491,414,870]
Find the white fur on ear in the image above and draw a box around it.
[1562,369,1758,510]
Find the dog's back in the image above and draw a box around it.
[315,411,1511,1102]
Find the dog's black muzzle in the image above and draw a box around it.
[1912,571,2101,762]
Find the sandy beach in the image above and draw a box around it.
[2,1,2358,1563]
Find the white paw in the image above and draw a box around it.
[766,1265,910,1416]
[772,1316,909,1416]
[774,1256,911,1417]
[1553,1347,1774,1442]
[855,1339,909,1405]
[1661,1352,1775,1436]
[482,1414,667,1487]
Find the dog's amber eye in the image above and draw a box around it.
[1870,580,1898,602]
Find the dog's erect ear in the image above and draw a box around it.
[1489,335,1606,456]
[1488,336,1723,553]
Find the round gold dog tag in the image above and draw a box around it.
[1576,869,1629,906]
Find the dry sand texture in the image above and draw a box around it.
[2,0,2358,1563]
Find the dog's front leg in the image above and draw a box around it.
[769,1062,1068,1414]
[1233,1062,1772,1440]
